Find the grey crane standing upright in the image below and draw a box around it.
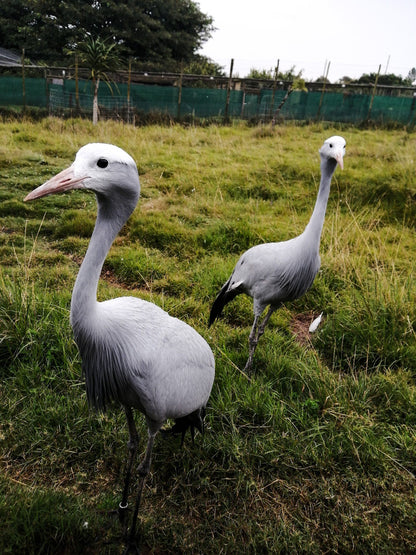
[209,135,346,371]
[25,143,215,552]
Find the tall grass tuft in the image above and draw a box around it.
[317,269,416,373]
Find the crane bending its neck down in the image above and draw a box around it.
[24,143,215,551]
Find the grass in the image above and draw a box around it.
[1,117,416,553]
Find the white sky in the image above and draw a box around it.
[196,0,416,81]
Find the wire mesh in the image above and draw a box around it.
[0,76,415,125]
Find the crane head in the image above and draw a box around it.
[24,143,140,203]
[319,136,346,170]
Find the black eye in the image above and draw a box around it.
[329,143,333,148]
[97,158,108,168]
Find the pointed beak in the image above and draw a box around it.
[24,166,88,201]
[334,152,344,170]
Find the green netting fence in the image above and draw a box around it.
[0,76,415,125]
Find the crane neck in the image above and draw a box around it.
[70,192,136,326]
[303,156,337,247]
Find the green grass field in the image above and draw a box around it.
[1,118,416,553]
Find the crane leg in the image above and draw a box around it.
[118,407,139,531]
[244,306,276,372]
[125,430,157,553]
[256,306,276,340]
[245,315,260,371]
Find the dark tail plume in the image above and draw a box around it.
[161,408,206,447]
[208,278,239,327]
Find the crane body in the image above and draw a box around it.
[25,143,215,550]
[209,136,346,371]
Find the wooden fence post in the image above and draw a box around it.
[240,90,246,118]
[44,69,49,112]
[177,61,184,120]
[75,53,80,113]
[270,59,280,120]
[127,57,132,123]
[408,92,416,128]
[316,61,330,120]
[21,48,26,112]
[224,58,234,121]
[367,64,381,122]
[271,85,293,127]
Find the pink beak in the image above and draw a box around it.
[334,152,344,170]
[24,166,88,201]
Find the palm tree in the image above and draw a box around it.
[77,36,121,124]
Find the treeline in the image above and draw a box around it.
[247,66,416,87]
[0,0,223,74]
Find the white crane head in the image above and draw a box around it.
[24,143,140,203]
[319,136,346,170]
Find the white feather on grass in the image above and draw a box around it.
[309,312,323,333]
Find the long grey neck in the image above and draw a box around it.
[303,157,337,247]
[70,195,133,326]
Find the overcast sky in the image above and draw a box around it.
[196,0,416,81]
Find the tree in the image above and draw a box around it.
[183,55,225,77]
[182,55,225,88]
[75,36,121,124]
[339,76,353,85]
[246,68,274,80]
[315,75,331,84]
[245,66,304,82]
[107,0,214,69]
[407,68,416,84]
[278,66,304,82]
[354,72,412,86]
[0,0,214,70]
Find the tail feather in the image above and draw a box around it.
[161,408,206,447]
[209,278,240,326]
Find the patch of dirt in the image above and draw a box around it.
[290,311,323,346]
[101,267,135,290]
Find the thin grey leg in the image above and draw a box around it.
[125,430,158,551]
[244,315,260,372]
[244,306,276,371]
[119,407,139,531]
[255,306,276,341]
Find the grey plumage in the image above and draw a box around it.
[25,143,215,550]
[209,136,346,371]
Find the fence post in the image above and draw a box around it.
[271,85,293,127]
[316,61,330,120]
[270,59,280,120]
[177,61,183,120]
[44,68,49,111]
[240,90,246,118]
[75,53,80,114]
[127,57,132,123]
[224,58,234,121]
[408,92,416,128]
[367,64,381,122]
[21,48,26,112]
